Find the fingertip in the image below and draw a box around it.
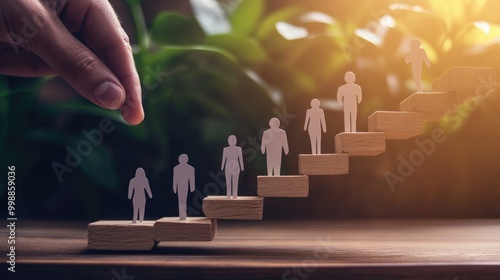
[94,81,126,109]
[120,105,145,125]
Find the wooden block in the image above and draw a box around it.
[203,196,263,220]
[298,154,349,175]
[368,111,424,140]
[257,175,309,197]
[87,220,156,251]
[432,67,495,92]
[335,132,385,156]
[399,92,456,121]
[154,217,216,241]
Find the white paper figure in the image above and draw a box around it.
[221,135,244,199]
[304,98,327,154]
[261,118,289,176]
[337,71,362,133]
[173,154,195,220]
[405,38,430,93]
[128,167,153,223]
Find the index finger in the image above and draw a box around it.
[60,0,144,124]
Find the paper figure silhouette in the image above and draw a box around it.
[128,167,153,223]
[173,154,195,220]
[221,135,244,199]
[304,99,327,154]
[261,118,289,176]
[405,38,430,92]
[337,71,362,133]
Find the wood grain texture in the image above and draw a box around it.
[154,217,216,241]
[335,132,385,156]
[298,154,349,175]
[368,111,424,140]
[257,175,309,197]
[87,220,156,251]
[6,220,500,280]
[203,196,263,220]
[432,67,495,100]
[400,92,457,121]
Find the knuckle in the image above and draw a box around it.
[65,50,100,80]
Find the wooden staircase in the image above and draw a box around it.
[88,67,497,250]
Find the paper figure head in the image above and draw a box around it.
[344,71,356,83]
[269,117,280,129]
[410,38,421,49]
[179,154,189,164]
[135,167,145,178]
[228,135,237,146]
[311,98,320,108]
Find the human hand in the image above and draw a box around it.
[0,0,144,124]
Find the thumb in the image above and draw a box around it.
[27,13,125,110]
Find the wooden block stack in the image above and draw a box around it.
[368,111,424,140]
[257,175,309,197]
[88,221,156,251]
[87,67,497,251]
[432,67,495,102]
[298,154,349,175]
[335,132,386,156]
[155,217,216,241]
[400,92,456,121]
[203,196,263,220]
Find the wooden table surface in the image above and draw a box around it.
[2,219,500,280]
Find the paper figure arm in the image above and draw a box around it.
[422,49,431,68]
[304,110,310,131]
[221,148,227,170]
[173,169,178,194]
[189,167,195,192]
[320,110,327,133]
[357,86,362,104]
[282,131,289,155]
[128,179,134,199]
[238,147,244,171]
[145,178,153,199]
[337,88,343,106]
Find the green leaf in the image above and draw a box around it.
[150,12,205,45]
[204,34,267,65]
[79,144,119,191]
[190,0,231,35]
[145,45,238,69]
[230,0,264,36]
[256,6,302,41]
[45,101,126,124]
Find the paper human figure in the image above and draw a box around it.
[304,98,327,154]
[337,71,362,133]
[261,118,289,176]
[405,38,431,92]
[221,135,244,199]
[128,167,153,223]
[173,154,195,220]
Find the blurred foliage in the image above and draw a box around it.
[1,0,499,219]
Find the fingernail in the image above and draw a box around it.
[94,82,124,109]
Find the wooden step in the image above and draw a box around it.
[87,220,156,251]
[203,196,263,220]
[368,111,424,140]
[154,217,216,241]
[257,175,309,197]
[400,92,456,121]
[432,67,495,103]
[298,154,349,175]
[335,132,385,156]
